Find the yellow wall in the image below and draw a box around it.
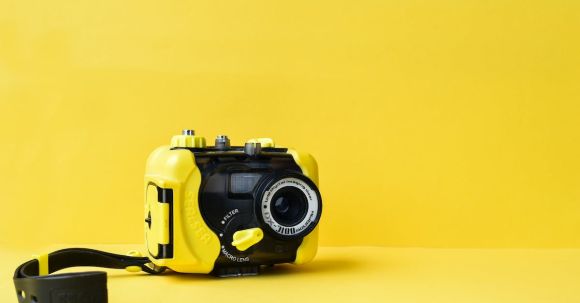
[1,0,579,248]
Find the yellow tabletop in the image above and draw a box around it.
[2,245,579,303]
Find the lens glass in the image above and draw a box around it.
[270,188,308,227]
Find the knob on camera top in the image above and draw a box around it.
[170,129,278,156]
[170,129,206,148]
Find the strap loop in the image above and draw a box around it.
[13,248,165,303]
[33,254,49,276]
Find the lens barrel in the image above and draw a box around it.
[257,174,322,238]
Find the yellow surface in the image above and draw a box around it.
[1,0,580,249]
[3,245,580,303]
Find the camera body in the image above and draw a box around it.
[144,130,322,276]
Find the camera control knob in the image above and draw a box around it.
[246,138,275,148]
[215,135,230,150]
[182,129,195,136]
[170,129,206,148]
[244,142,262,156]
[231,228,264,251]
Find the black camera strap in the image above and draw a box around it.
[13,248,164,303]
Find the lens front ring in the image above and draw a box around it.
[258,175,322,238]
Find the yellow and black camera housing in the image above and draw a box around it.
[144,130,323,276]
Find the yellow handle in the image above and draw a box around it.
[231,228,264,251]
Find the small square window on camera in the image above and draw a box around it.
[230,173,262,194]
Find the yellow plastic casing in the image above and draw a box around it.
[170,135,206,148]
[144,145,220,273]
[287,148,321,265]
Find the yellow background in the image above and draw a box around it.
[1,0,580,249]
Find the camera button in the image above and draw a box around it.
[170,129,206,148]
[246,138,275,148]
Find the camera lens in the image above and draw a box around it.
[259,175,322,238]
[271,188,308,226]
[274,197,290,213]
